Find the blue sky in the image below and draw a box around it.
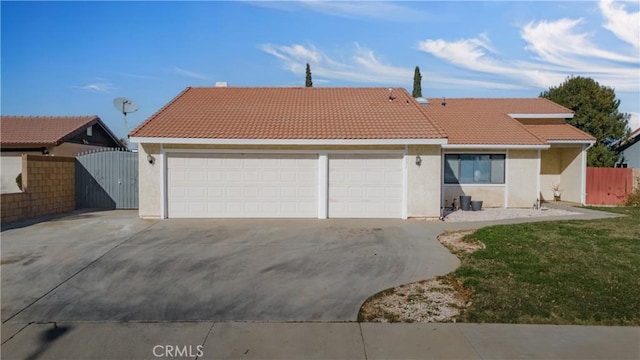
[2,1,639,141]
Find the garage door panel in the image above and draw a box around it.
[168,153,318,218]
[329,154,403,218]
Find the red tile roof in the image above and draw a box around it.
[130,87,447,140]
[523,123,595,142]
[130,88,594,146]
[419,98,585,145]
[1,115,101,146]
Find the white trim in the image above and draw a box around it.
[536,149,541,203]
[442,144,549,150]
[402,146,408,220]
[162,148,404,155]
[318,152,328,219]
[160,144,167,219]
[508,113,574,119]
[440,148,445,211]
[130,137,448,146]
[581,144,587,205]
[548,140,596,145]
[504,150,509,208]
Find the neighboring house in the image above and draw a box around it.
[1,115,124,193]
[129,86,595,219]
[614,127,640,168]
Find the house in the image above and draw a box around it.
[614,127,640,168]
[129,86,595,219]
[1,115,124,193]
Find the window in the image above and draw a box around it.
[444,154,505,184]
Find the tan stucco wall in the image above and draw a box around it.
[540,146,584,203]
[507,149,539,207]
[540,147,561,201]
[560,146,583,203]
[138,143,162,218]
[407,145,441,217]
[444,185,505,208]
[540,174,560,202]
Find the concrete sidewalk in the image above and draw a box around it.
[2,322,638,359]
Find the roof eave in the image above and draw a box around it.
[129,137,448,146]
[0,143,53,148]
[547,140,596,145]
[442,144,550,150]
[508,113,574,119]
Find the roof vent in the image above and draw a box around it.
[388,88,395,102]
[441,97,446,107]
[415,97,429,106]
[215,82,228,87]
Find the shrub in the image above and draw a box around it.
[626,181,640,206]
[15,173,22,191]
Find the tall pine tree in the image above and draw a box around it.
[541,76,629,167]
[412,66,422,98]
[305,63,313,87]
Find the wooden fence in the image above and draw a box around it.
[585,167,635,205]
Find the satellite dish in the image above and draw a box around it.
[113,97,139,131]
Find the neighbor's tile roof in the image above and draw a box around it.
[523,123,596,142]
[1,115,100,146]
[420,98,579,145]
[129,87,447,140]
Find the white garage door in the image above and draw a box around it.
[167,153,318,218]
[328,154,403,218]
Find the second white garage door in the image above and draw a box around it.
[167,153,318,218]
[328,154,403,218]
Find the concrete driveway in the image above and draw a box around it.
[1,211,458,323]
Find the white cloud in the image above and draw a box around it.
[628,112,640,131]
[417,3,640,93]
[247,0,426,21]
[174,66,206,79]
[261,42,522,89]
[599,0,640,50]
[74,82,115,93]
[521,18,637,64]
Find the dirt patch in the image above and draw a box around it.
[438,230,484,254]
[359,231,480,323]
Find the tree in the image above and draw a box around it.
[540,76,629,167]
[412,66,422,98]
[305,63,313,87]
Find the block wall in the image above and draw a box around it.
[1,155,75,225]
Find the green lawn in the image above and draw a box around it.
[454,207,640,325]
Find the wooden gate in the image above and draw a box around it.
[586,167,632,205]
[76,149,138,209]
